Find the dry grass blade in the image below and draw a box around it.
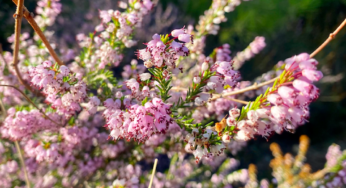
[148,158,158,188]
[15,141,31,188]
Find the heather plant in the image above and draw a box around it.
[0,0,346,187]
[246,135,346,188]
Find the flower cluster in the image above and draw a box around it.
[76,0,155,69]
[121,59,146,79]
[184,126,226,163]
[233,36,266,70]
[208,60,240,93]
[137,29,192,69]
[321,145,346,188]
[227,53,323,141]
[29,61,87,118]
[0,0,341,187]
[103,97,179,142]
[35,0,62,28]
[196,0,250,36]
[1,108,61,140]
[216,44,232,62]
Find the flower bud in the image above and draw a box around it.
[193,76,201,84]
[229,108,240,118]
[201,62,209,71]
[131,59,138,66]
[178,34,191,43]
[171,28,185,37]
[195,97,203,106]
[222,133,231,143]
[139,73,151,81]
[115,91,123,98]
[302,69,323,82]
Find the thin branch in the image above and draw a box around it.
[227,98,249,105]
[0,84,61,126]
[12,0,25,70]
[15,141,31,188]
[177,19,346,102]
[0,97,7,120]
[171,87,249,104]
[171,86,187,92]
[10,0,41,95]
[310,19,346,58]
[12,0,64,66]
[148,158,158,188]
[208,77,277,102]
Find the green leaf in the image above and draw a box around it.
[142,97,148,106]
[68,116,75,125]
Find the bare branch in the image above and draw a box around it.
[11,0,36,94]
[0,84,61,126]
[208,77,277,102]
[12,0,64,66]
[310,19,346,58]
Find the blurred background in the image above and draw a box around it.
[1,0,346,180]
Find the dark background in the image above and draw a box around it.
[1,0,346,180]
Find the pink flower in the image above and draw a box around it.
[178,34,191,43]
[171,28,186,37]
[299,59,318,70]
[278,86,297,99]
[302,69,323,82]
[267,94,283,105]
[271,105,288,122]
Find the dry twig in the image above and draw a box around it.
[11,0,34,93]
[310,19,346,58]
[0,84,61,126]
[12,0,64,66]
[208,77,277,102]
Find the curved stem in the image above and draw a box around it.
[208,77,278,102]
[171,87,249,104]
[15,141,31,188]
[177,18,346,102]
[12,0,64,66]
[310,19,346,58]
[11,0,35,94]
[227,98,249,105]
[0,84,61,126]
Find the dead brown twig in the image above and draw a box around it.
[12,0,64,66]
[11,0,35,94]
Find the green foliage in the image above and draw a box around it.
[148,68,172,102]
[86,69,119,99]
